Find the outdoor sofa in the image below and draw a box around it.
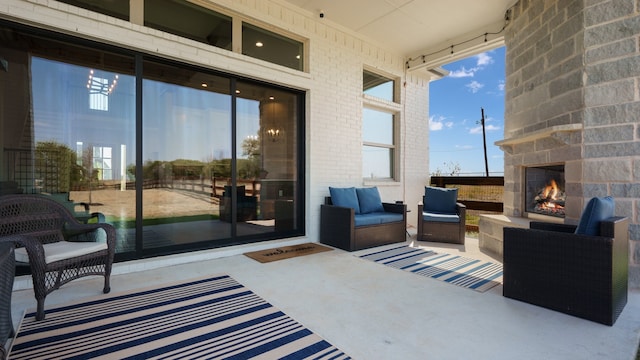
[320,187,406,251]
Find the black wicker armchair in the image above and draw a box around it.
[503,216,628,326]
[417,186,466,244]
[0,241,14,360]
[0,195,116,321]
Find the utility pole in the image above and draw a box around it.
[480,107,489,177]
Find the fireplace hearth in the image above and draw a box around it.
[525,165,565,218]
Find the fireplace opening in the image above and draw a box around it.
[525,165,565,218]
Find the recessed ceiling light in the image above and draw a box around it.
[296,55,300,59]
[269,96,275,100]
[201,83,207,88]
[255,41,263,47]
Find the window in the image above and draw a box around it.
[363,69,395,102]
[57,0,130,21]
[362,69,398,180]
[145,0,232,50]
[242,23,304,71]
[362,108,395,179]
[59,1,307,72]
[93,146,113,180]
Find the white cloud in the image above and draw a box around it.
[476,52,494,66]
[429,115,453,131]
[498,80,505,91]
[455,144,474,150]
[469,124,501,134]
[448,67,475,78]
[466,81,484,93]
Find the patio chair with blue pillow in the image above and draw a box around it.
[503,196,628,326]
[417,186,466,244]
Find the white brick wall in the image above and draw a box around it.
[1,0,431,239]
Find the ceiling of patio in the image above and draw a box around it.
[283,0,517,70]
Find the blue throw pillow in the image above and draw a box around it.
[423,186,458,214]
[329,187,360,214]
[574,196,614,236]
[356,187,385,214]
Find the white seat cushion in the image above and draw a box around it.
[15,241,108,264]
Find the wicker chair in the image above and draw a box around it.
[0,241,14,360]
[417,186,466,244]
[503,197,628,326]
[0,195,116,321]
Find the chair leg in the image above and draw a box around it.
[103,275,111,294]
[36,298,45,321]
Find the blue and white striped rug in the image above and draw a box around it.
[358,246,503,293]
[9,275,350,360]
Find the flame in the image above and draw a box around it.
[540,179,560,210]
[542,179,559,200]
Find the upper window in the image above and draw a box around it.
[145,0,232,51]
[363,69,396,102]
[57,0,130,21]
[242,23,304,71]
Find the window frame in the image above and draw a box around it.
[362,67,401,182]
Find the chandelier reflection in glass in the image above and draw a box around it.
[87,69,118,111]
[266,128,281,142]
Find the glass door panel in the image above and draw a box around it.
[142,60,232,249]
[0,27,136,253]
[236,81,299,235]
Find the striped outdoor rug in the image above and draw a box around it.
[9,275,350,360]
[358,246,503,293]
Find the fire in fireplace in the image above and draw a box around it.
[525,165,565,218]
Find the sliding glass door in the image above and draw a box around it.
[0,21,304,261]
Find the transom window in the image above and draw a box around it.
[363,69,396,102]
[58,0,305,71]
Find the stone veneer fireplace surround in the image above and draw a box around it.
[475,0,639,287]
[478,125,582,259]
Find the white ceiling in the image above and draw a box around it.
[282,0,516,69]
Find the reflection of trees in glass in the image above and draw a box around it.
[129,153,262,185]
[240,135,260,179]
[35,141,77,193]
[76,144,101,204]
[34,141,102,199]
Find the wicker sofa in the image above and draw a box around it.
[320,187,407,251]
[503,196,628,326]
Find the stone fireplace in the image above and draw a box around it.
[477,0,640,292]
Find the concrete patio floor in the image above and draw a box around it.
[8,234,640,360]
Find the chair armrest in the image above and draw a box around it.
[382,202,406,214]
[320,204,354,227]
[0,234,46,265]
[320,204,355,249]
[530,221,576,233]
[456,203,466,222]
[63,223,116,251]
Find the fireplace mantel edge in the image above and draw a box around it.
[495,124,582,152]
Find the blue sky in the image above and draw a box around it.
[429,46,505,176]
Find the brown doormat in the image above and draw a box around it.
[244,243,333,263]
